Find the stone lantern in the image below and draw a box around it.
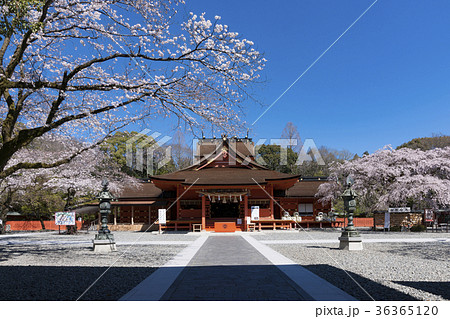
[93,179,117,252]
[338,176,363,250]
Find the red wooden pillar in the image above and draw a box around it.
[176,185,181,220]
[148,206,151,225]
[269,184,274,219]
[244,194,249,230]
[202,195,206,230]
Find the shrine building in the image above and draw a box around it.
[111,136,332,232]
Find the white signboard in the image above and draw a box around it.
[55,212,76,226]
[251,206,260,221]
[384,212,390,229]
[158,209,167,225]
[388,207,411,213]
[425,209,434,222]
[246,216,251,224]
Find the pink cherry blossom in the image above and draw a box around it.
[317,146,450,211]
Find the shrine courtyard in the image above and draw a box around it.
[0,229,448,301]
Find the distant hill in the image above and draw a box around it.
[396,135,450,151]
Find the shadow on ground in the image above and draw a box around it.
[0,245,93,263]
[379,243,450,262]
[394,281,450,300]
[162,264,416,301]
[0,264,430,301]
[305,246,340,250]
[160,264,311,301]
[303,264,418,301]
[0,265,157,301]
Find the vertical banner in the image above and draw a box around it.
[425,209,434,222]
[384,212,390,229]
[158,209,167,225]
[251,206,260,221]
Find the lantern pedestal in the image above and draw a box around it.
[93,229,116,252]
[338,231,363,251]
[93,238,117,253]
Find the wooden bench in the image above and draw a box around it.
[247,222,256,231]
[158,220,201,232]
[255,219,294,231]
[192,224,202,232]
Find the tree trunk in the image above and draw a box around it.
[0,196,12,234]
[0,213,6,234]
[39,217,46,230]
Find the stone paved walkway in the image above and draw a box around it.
[160,236,309,301]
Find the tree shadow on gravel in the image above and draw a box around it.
[0,265,157,300]
[303,264,418,301]
[379,243,449,262]
[0,235,45,243]
[394,281,450,300]
[0,246,73,263]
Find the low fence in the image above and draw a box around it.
[5,219,373,231]
[335,217,374,227]
[6,220,83,231]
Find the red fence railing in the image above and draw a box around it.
[6,220,83,231]
[335,217,373,227]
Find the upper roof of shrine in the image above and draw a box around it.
[150,136,300,189]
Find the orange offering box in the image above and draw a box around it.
[214,222,236,232]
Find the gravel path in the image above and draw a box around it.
[251,230,450,301]
[0,231,193,300]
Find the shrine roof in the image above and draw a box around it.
[150,166,300,186]
[286,178,328,197]
[118,181,163,198]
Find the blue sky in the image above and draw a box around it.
[135,0,450,155]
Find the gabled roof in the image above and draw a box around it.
[151,166,299,186]
[150,137,300,188]
[195,137,256,161]
[182,136,267,171]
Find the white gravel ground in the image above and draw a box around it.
[0,231,195,300]
[251,229,450,301]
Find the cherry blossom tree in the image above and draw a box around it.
[317,146,450,212]
[0,134,138,231]
[0,0,265,179]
